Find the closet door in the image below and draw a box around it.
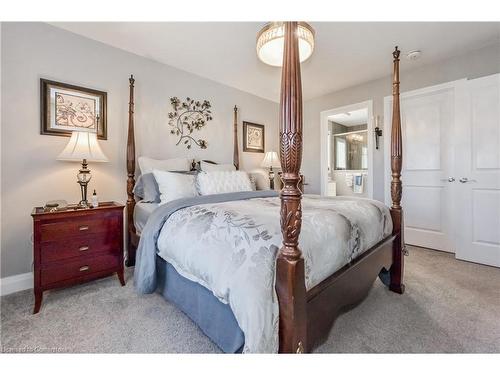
[455,74,500,267]
[385,83,457,252]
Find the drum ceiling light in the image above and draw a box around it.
[256,22,315,67]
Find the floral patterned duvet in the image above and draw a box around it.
[151,193,392,353]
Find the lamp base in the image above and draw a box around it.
[78,181,90,209]
[77,159,91,209]
[78,199,90,209]
[269,168,275,190]
[269,177,275,190]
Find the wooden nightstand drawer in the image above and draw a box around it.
[40,215,120,242]
[40,254,121,287]
[40,233,121,264]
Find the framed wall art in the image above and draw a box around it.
[243,121,265,153]
[40,79,107,140]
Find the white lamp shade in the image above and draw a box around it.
[57,131,108,162]
[261,151,281,169]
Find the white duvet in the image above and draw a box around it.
[155,195,392,353]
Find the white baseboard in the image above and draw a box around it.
[0,272,33,296]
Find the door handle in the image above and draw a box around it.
[441,177,455,182]
[459,177,477,183]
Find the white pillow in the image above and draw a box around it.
[200,161,236,172]
[139,156,191,174]
[197,171,253,195]
[152,170,198,205]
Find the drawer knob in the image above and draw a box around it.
[79,225,89,231]
[79,265,90,272]
[79,245,89,252]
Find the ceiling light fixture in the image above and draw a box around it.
[256,22,315,67]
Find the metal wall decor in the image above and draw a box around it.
[168,97,212,149]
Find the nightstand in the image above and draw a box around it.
[31,202,125,314]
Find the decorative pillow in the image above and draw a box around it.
[133,173,160,203]
[134,171,197,202]
[197,171,253,195]
[200,161,236,172]
[152,170,198,205]
[138,156,191,174]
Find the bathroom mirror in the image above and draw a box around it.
[333,128,368,170]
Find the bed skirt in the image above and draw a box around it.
[155,255,245,353]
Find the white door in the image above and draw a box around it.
[385,82,458,252]
[455,74,500,267]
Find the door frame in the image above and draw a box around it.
[320,100,374,198]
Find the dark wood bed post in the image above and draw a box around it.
[276,22,307,354]
[126,74,137,267]
[233,105,240,170]
[389,47,405,294]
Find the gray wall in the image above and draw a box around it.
[1,23,279,278]
[303,42,500,200]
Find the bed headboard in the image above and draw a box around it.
[125,75,240,265]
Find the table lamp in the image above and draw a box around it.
[57,131,108,208]
[261,151,281,190]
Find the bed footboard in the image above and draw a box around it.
[306,236,395,350]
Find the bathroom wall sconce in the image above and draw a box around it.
[374,115,383,150]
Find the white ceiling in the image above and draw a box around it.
[329,108,368,127]
[51,22,500,102]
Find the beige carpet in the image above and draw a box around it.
[1,246,499,353]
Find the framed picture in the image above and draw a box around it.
[40,79,107,140]
[243,121,265,153]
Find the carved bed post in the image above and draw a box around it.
[389,47,405,294]
[233,105,240,170]
[276,22,307,353]
[126,74,137,267]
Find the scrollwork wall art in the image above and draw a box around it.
[168,97,212,149]
[40,79,107,139]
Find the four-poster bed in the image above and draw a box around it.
[127,22,405,353]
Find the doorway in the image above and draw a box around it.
[320,101,374,198]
